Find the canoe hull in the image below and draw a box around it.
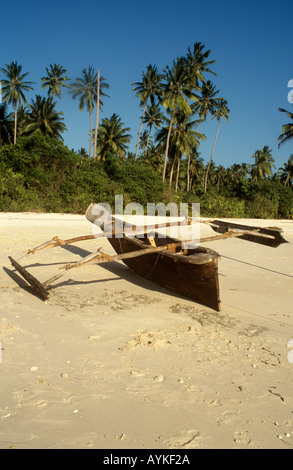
[108,234,220,311]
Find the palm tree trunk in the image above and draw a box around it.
[163,109,174,182]
[204,118,221,193]
[135,100,148,161]
[285,167,292,187]
[14,101,18,145]
[146,124,152,155]
[169,156,176,187]
[89,110,93,159]
[175,158,180,192]
[94,70,100,159]
[187,121,200,191]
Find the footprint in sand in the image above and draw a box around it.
[233,430,252,446]
[165,429,201,448]
[277,432,293,447]
[33,400,48,408]
[277,420,293,447]
[217,408,242,424]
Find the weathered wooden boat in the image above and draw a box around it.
[7,203,288,311]
[107,233,221,311]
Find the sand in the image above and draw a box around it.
[0,211,293,449]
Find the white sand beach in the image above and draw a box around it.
[0,212,293,449]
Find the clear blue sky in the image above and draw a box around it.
[1,0,292,170]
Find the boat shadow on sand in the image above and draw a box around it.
[4,243,202,307]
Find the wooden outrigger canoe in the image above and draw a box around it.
[108,234,221,311]
[7,204,288,311]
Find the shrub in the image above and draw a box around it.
[198,192,246,218]
[245,193,277,218]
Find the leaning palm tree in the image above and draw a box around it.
[96,113,131,160]
[250,146,275,182]
[69,66,109,158]
[24,95,66,139]
[277,155,293,187]
[0,61,34,144]
[161,58,192,182]
[132,65,163,160]
[204,160,218,188]
[41,64,70,99]
[278,107,293,147]
[204,98,230,192]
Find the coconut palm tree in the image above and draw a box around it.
[156,109,203,188]
[227,163,249,187]
[204,160,217,188]
[216,165,226,191]
[143,143,164,173]
[24,95,66,139]
[189,154,204,191]
[278,155,293,187]
[0,61,34,144]
[93,70,110,158]
[41,64,70,99]
[191,80,221,124]
[143,102,164,152]
[161,58,192,182]
[278,107,293,147]
[139,129,149,156]
[204,98,230,192]
[184,42,216,95]
[132,65,163,160]
[250,146,275,182]
[187,81,220,191]
[70,66,109,158]
[183,44,216,190]
[96,113,131,160]
[15,104,30,139]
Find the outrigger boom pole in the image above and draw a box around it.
[7,208,288,301]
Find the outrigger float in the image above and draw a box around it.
[8,203,288,311]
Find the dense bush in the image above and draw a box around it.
[195,191,246,218]
[103,156,166,207]
[0,134,167,213]
[0,134,293,218]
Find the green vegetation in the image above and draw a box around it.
[0,132,292,218]
[1,47,293,218]
[0,133,165,213]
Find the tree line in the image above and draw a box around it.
[0,43,293,217]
